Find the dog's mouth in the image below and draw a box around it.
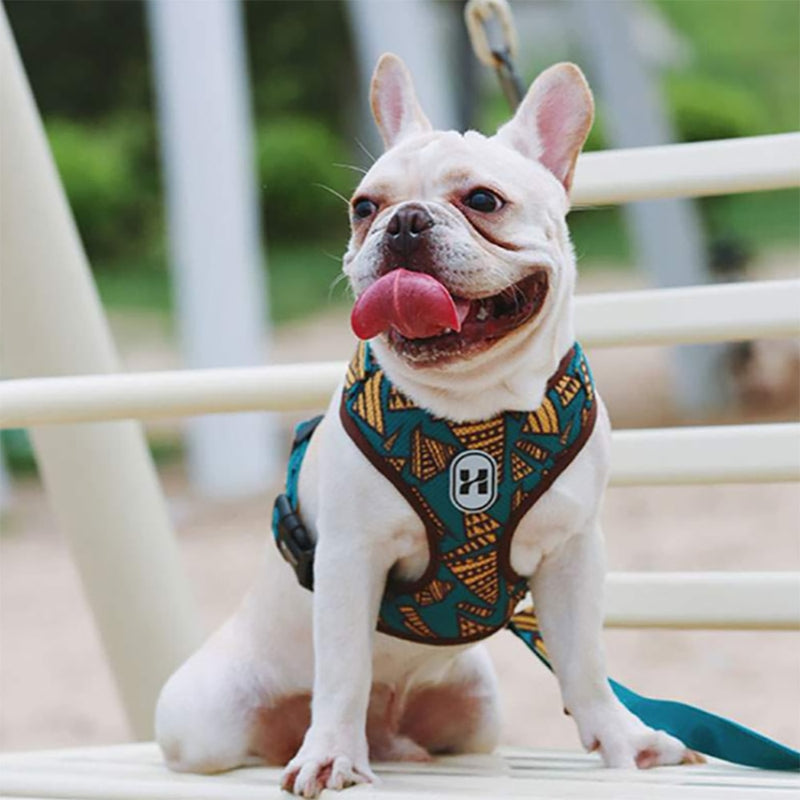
[389,272,549,362]
[350,269,549,364]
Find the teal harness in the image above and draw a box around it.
[272,342,800,772]
[340,341,596,644]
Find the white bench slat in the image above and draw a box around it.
[604,572,800,630]
[1,743,797,800]
[572,133,800,204]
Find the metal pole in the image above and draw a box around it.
[147,0,277,498]
[570,0,725,414]
[0,7,201,738]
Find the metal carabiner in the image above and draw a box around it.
[464,0,525,110]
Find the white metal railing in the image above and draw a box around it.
[2,279,799,429]
[0,361,346,428]
[609,424,800,486]
[572,132,800,204]
[604,572,800,630]
[575,279,800,347]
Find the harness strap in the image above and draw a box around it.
[272,415,322,590]
[507,606,800,771]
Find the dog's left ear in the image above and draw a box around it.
[370,53,433,150]
[495,63,594,193]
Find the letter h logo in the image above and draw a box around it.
[459,466,489,498]
[449,450,498,512]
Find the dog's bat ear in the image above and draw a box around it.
[495,63,594,194]
[370,53,433,150]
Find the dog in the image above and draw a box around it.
[155,54,694,797]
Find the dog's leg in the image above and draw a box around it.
[155,615,276,774]
[531,523,696,768]
[155,550,317,773]
[399,644,501,755]
[281,527,391,797]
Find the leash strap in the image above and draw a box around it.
[507,606,800,771]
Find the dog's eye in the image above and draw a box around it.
[464,189,503,213]
[352,198,378,219]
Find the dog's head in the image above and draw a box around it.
[343,54,593,415]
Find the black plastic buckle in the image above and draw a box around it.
[273,493,315,590]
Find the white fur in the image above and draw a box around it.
[155,54,692,797]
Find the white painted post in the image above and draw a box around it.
[346,0,459,151]
[570,0,724,414]
[147,0,276,498]
[0,8,201,738]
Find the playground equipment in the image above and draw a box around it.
[1,3,799,797]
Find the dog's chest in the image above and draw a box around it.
[390,483,584,585]
[339,342,597,645]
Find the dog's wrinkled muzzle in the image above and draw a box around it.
[350,269,469,340]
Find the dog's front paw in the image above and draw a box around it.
[281,732,376,797]
[573,700,704,769]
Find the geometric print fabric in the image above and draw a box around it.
[340,341,597,645]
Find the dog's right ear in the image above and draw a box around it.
[370,53,432,150]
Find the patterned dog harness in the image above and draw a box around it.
[340,341,595,644]
[271,343,800,771]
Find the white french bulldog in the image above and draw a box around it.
[155,54,695,797]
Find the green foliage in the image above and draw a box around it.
[703,189,800,249]
[94,260,173,312]
[656,0,800,138]
[5,0,150,120]
[665,76,769,143]
[569,208,632,266]
[244,1,357,129]
[256,117,354,242]
[46,116,161,263]
[0,430,37,477]
[268,242,350,323]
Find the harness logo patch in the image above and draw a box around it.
[449,450,498,512]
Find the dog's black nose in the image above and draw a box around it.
[385,204,434,260]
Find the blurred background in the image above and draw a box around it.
[1,0,798,757]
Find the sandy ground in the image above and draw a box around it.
[1,264,799,757]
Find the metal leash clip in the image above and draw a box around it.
[465,0,524,110]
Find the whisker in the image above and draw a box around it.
[321,249,343,263]
[333,163,368,175]
[328,271,353,301]
[354,138,376,164]
[313,182,350,206]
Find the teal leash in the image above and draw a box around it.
[507,611,800,771]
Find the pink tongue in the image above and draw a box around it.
[351,269,467,340]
